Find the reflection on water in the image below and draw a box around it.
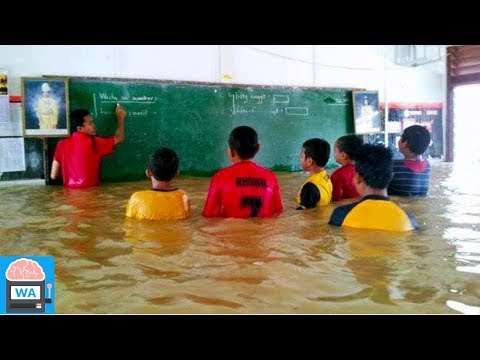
[0,160,479,314]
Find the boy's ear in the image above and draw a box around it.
[305,155,313,167]
[227,146,235,159]
[255,143,260,155]
[354,172,363,185]
[146,168,152,178]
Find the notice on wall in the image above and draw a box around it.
[0,137,25,172]
[0,95,9,123]
[0,68,10,124]
[0,102,22,137]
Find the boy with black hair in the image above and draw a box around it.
[329,144,418,232]
[202,125,283,218]
[50,104,126,189]
[296,138,332,209]
[331,134,363,201]
[126,147,190,220]
[388,125,431,196]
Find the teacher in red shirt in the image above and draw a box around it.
[50,103,126,189]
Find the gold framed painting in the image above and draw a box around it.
[0,73,8,95]
[22,77,70,137]
[352,90,381,134]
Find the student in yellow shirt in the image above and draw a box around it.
[329,144,418,232]
[126,147,190,220]
[296,138,333,209]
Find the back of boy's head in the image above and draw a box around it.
[148,147,179,182]
[70,109,90,132]
[401,125,431,155]
[302,138,330,167]
[355,144,393,189]
[228,126,259,159]
[336,134,364,160]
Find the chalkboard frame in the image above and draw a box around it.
[47,74,365,93]
[45,75,364,182]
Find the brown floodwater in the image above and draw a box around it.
[0,160,479,314]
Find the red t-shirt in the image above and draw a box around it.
[202,160,283,218]
[330,163,360,201]
[53,132,115,189]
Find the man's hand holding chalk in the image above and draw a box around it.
[116,103,126,122]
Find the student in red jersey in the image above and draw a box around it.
[330,134,364,201]
[50,104,126,189]
[202,126,283,218]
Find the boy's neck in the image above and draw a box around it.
[362,187,388,197]
[341,159,354,166]
[151,178,174,191]
[402,148,423,161]
[307,165,325,174]
[404,154,423,161]
[232,157,253,164]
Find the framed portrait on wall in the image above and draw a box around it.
[352,91,381,134]
[0,72,8,95]
[21,77,69,137]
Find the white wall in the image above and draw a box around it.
[0,45,445,103]
[230,45,315,87]
[0,45,220,94]
[385,67,444,103]
[225,45,445,103]
[314,45,386,93]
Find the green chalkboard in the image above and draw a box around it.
[67,78,354,182]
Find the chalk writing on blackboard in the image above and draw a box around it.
[228,92,308,116]
[93,93,158,117]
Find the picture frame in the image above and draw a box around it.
[21,77,69,137]
[352,90,381,134]
[0,73,8,95]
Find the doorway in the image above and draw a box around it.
[453,84,480,166]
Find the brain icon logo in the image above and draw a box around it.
[5,258,45,281]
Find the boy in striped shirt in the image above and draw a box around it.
[388,125,431,196]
